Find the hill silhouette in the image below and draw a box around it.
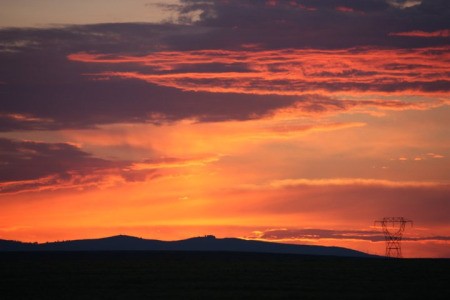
[0,235,373,257]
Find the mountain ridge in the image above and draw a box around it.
[0,235,375,257]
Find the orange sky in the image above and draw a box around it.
[1,0,449,258]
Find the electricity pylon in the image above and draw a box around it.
[374,217,413,258]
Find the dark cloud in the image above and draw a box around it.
[0,138,118,183]
[0,77,299,131]
[0,138,166,193]
[251,228,450,242]
[171,0,450,49]
[258,228,386,242]
[0,138,131,193]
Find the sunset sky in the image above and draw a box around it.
[1,0,449,258]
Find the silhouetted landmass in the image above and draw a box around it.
[0,234,372,257]
[1,251,449,299]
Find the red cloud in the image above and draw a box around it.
[69,46,450,96]
[389,30,450,38]
[335,6,356,13]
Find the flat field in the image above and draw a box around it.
[1,251,449,299]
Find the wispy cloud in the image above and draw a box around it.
[130,155,221,170]
[69,47,450,96]
[247,228,450,243]
[387,0,422,9]
[390,29,450,38]
[268,178,448,188]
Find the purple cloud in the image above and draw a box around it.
[250,228,450,242]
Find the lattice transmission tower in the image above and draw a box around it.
[374,217,413,258]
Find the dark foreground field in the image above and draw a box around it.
[1,251,449,299]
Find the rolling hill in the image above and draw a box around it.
[0,235,373,257]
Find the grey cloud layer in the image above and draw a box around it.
[252,228,450,242]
